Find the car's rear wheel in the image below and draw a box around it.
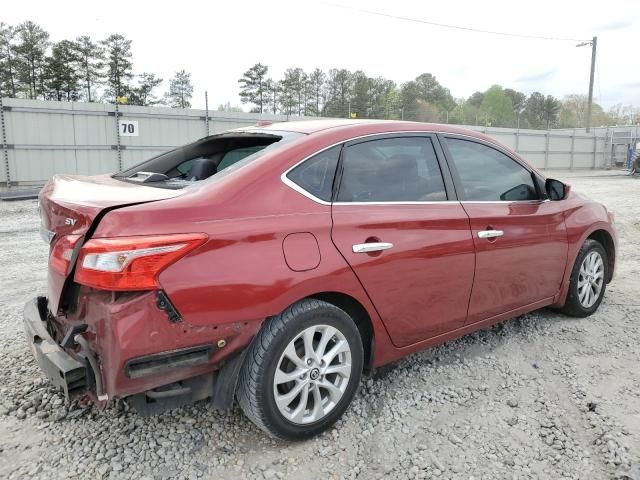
[237,299,363,440]
[561,239,608,317]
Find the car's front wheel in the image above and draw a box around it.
[561,239,608,317]
[237,299,363,440]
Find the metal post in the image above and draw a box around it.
[544,132,550,169]
[586,36,597,133]
[114,101,122,171]
[593,134,598,169]
[204,90,210,136]
[515,129,520,153]
[401,108,404,121]
[0,97,10,187]
[71,101,78,173]
[570,134,575,170]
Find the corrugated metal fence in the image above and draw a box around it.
[0,97,617,186]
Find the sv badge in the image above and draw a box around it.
[65,218,77,226]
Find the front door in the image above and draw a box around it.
[442,136,568,324]
[330,134,475,347]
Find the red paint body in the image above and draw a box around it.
[33,120,617,402]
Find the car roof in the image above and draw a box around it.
[250,119,490,139]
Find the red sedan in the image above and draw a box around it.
[25,120,616,439]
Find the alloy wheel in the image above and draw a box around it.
[273,325,352,424]
[578,250,604,308]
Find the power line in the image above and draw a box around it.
[322,2,589,42]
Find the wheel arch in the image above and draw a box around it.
[587,229,615,283]
[307,292,375,374]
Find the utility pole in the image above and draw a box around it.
[578,36,597,132]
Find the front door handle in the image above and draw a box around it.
[478,230,504,239]
[352,242,394,253]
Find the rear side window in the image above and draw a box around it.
[286,146,340,202]
[337,137,447,202]
[445,138,538,202]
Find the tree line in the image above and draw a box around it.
[238,63,639,129]
[0,21,194,107]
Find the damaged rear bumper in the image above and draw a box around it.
[23,297,89,399]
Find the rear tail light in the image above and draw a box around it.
[74,233,207,291]
[50,234,83,275]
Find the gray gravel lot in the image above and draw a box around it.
[0,170,638,480]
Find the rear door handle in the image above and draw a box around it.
[478,230,504,239]
[352,242,394,253]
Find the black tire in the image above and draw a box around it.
[560,239,608,317]
[236,299,364,440]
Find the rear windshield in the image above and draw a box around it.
[114,130,304,189]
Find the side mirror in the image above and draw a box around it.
[545,178,570,200]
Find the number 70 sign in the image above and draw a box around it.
[119,120,139,137]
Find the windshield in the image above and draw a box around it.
[114,130,304,189]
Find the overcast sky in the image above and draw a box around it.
[4,0,639,110]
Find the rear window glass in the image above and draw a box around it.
[286,146,341,202]
[115,130,304,189]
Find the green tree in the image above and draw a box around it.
[281,68,307,116]
[523,92,546,129]
[322,68,353,117]
[238,63,269,113]
[542,95,561,128]
[129,72,162,106]
[0,23,19,97]
[350,70,372,118]
[400,73,455,120]
[278,77,295,115]
[467,91,484,108]
[74,36,103,102]
[479,85,514,127]
[100,34,133,101]
[165,70,193,108]
[263,78,279,114]
[369,77,398,119]
[504,88,526,114]
[15,21,50,99]
[306,68,325,116]
[44,40,81,101]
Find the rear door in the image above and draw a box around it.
[330,134,475,347]
[441,136,568,324]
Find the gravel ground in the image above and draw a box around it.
[0,170,638,480]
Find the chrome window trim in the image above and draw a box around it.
[279,130,539,206]
[460,199,551,205]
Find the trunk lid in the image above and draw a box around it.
[40,174,184,313]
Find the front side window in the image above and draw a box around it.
[445,138,538,201]
[337,137,447,202]
[286,146,341,202]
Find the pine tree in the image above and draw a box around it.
[74,36,103,102]
[15,21,50,99]
[44,40,81,101]
[307,68,325,116]
[100,34,133,101]
[165,70,193,108]
[129,72,162,106]
[0,23,19,97]
[238,63,269,113]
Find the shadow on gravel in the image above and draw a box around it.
[371,308,560,382]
